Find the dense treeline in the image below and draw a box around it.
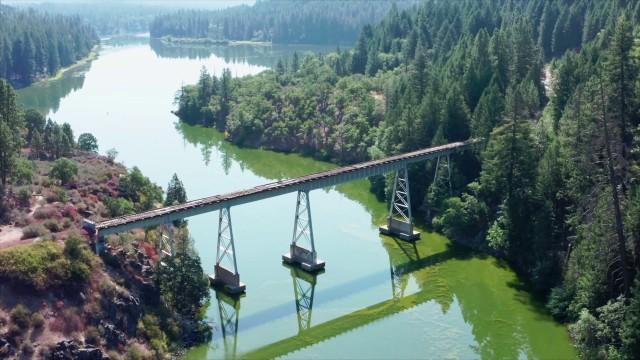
[27,2,170,36]
[176,0,640,358]
[0,6,98,88]
[150,0,416,45]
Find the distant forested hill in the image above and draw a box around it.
[27,3,166,36]
[149,0,418,45]
[0,7,98,88]
[176,1,640,357]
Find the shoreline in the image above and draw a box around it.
[157,36,272,46]
[29,45,100,87]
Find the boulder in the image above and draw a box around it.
[101,321,127,348]
[47,340,79,360]
[102,291,142,336]
[47,340,108,360]
[0,337,13,357]
[76,346,105,360]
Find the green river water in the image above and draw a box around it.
[17,36,577,360]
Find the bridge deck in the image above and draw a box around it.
[96,140,479,236]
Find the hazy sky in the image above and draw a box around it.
[3,0,255,9]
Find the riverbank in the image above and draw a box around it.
[29,47,99,88]
[156,36,272,47]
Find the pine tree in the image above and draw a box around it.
[165,173,187,206]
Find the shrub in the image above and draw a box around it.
[107,350,123,360]
[14,213,31,227]
[31,313,45,329]
[21,341,34,355]
[13,158,35,185]
[44,219,63,232]
[10,304,31,330]
[33,206,61,220]
[104,197,135,217]
[125,344,149,360]
[62,218,72,229]
[0,314,7,327]
[61,308,84,335]
[55,188,69,203]
[50,158,78,185]
[85,326,101,346]
[0,240,93,291]
[63,204,78,219]
[17,187,31,206]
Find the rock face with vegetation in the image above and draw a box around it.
[0,80,211,359]
[175,0,640,358]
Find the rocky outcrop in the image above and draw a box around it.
[100,321,127,348]
[46,340,108,360]
[101,291,142,336]
[0,337,13,357]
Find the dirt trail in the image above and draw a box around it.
[0,226,27,250]
[0,195,45,250]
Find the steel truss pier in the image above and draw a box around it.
[209,207,246,294]
[216,290,242,359]
[286,264,320,333]
[157,223,174,260]
[282,190,325,272]
[379,166,420,241]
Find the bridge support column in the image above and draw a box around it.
[283,190,325,272]
[433,154,452,193]
[288,266,319,333]
[210,207,246,294]
[157,223,175,261]
[379,166,420,241]
[216,291,241,359]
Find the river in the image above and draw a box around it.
[17,36,577,360]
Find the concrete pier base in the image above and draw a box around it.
[209,265,246,295]
[379,218,420,242]
[282,244,325,272]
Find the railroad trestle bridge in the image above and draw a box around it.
[88,139,480,294]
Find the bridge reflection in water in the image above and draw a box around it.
[212,235,441,359]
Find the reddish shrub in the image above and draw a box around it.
[63,204,78,219]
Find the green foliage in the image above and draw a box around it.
[119,167,163,211]
[77,133,99,152]
[30,313,45,329]
[0,8,97,87]
[106,148,118,162]
[10,304,31,330]
[165,173,187,206]
[12,158,35,185]
[50,157,78,185]
[0,80,24,186]
[84,326,101,346]
[156,251,210,321]
[570,298,627,360]
[622,282,640,358]
[21,224,49,239]
[433,183,488,242]
[150,1,414,45]
[0,236,94,291]
[104,197,135,217]
[64,234,94,284]
[23,109,45,143]
[137,314,168,357]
